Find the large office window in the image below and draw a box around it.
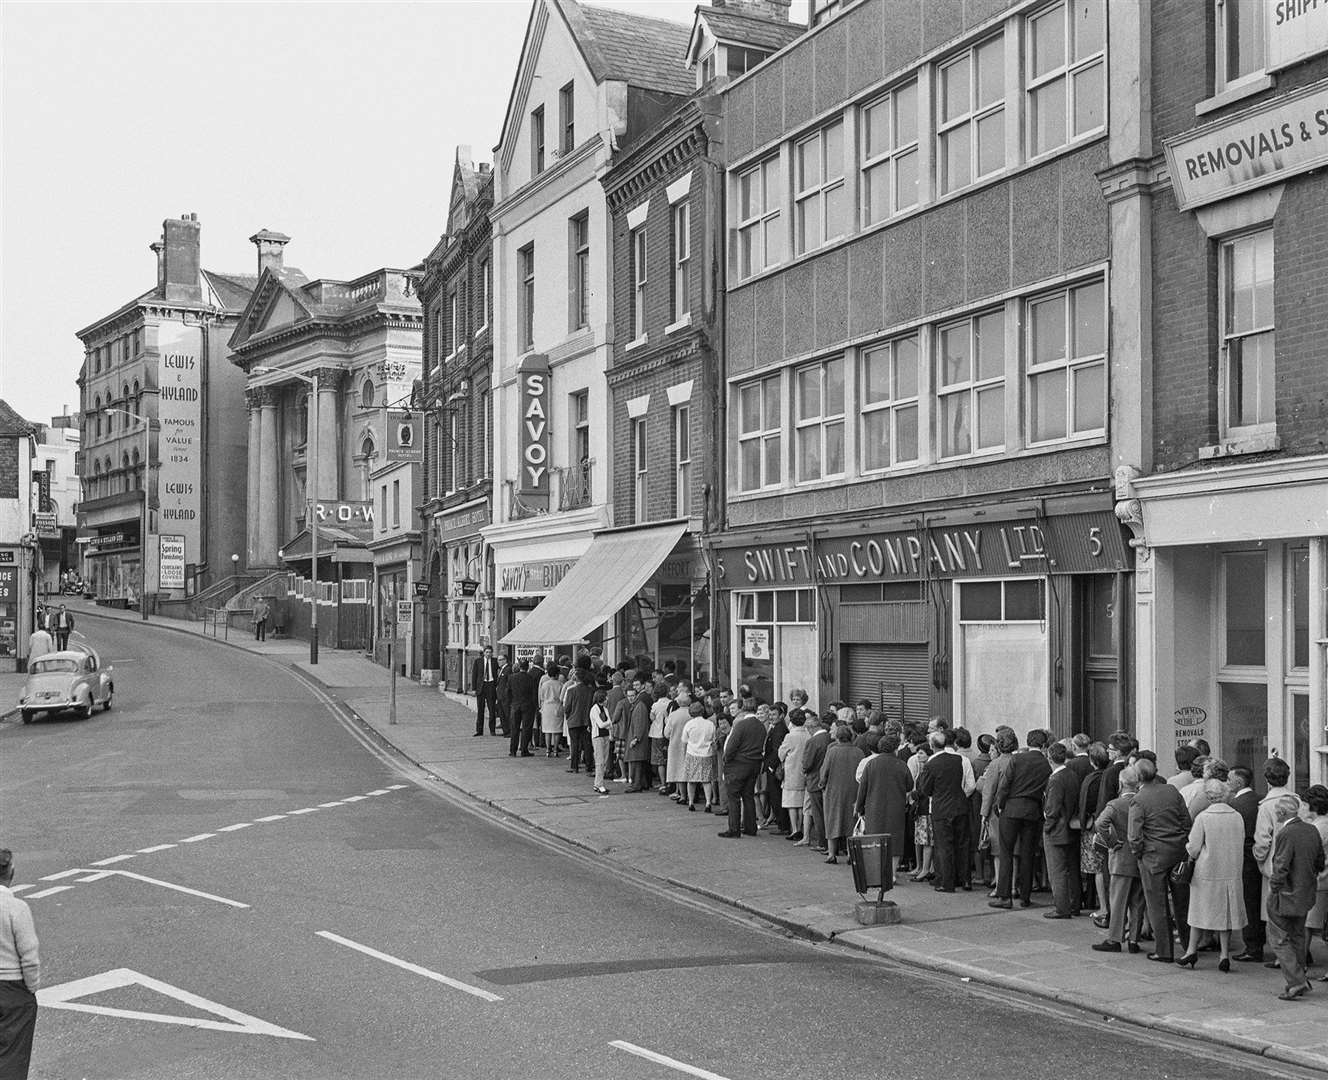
[569,212,590,331]
[737,374,782,492]
[794,357,845,483]
[861,79,919,225]
[1216,0,1266,91]
[518,243,535,351]
[671,201,691,323]
[736,156,783,280]
[674,405,691,518]
[530,106,545,175]
[558,82,575,155]
[630,226,648,341]
[794,121,846,254]
[1026,0,1105,157]
[861,334,920,471]
[1027,279,1106,443]
[1220,229,1275,435]
[938,310,1004,458]
[937,34,1005,194]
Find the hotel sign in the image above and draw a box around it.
[1164,80,1328,210]
[517,353,550,505]
[1267,1,1328,72]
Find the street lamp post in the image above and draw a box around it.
[253,367,320,664]
[104,406,152,621]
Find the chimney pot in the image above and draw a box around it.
[150,240,166,292]
[249,228,291,276]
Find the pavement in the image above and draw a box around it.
[61,599,1328,1073]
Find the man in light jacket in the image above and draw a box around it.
[1266,796,1327,1000]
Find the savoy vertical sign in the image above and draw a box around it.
[156,322,203,587]
[517,352,550,505]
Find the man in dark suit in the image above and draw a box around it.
[763,704,791,834]
[917,729,977,892]
[494,655,511,737]
[53,605,75,651]
[471,646,501,737]
[1043,741,1083,918]
[1266,795,1326,1000]
[991,728,1052,909]
[1127,755,1191,961]
[1065,733,1094,783]
[801,715,832,854]
[506,660,536,757]
[720,710,766,837]
[1228,765,1266,962]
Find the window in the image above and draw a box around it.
[1223,550,1266,666]
[794,358,845,482]
[94,396,102,437]
[811,0,842,27]
[571,389,590,464]
[447,414,459,494]
[861,79,919,224]
[1220,229,1275,434]
[478,258,491,331]
[700,51,716,86]
[938,34,1005,194]
[342,579,368,603]
[737,374,782,492]
[632,417,648,522]
[670,202,691,323]
[361,377,375,408]
[559,82,575,155]
[736,156,783,279]
[630,226,648,341]
[478,388,490,479]
[674,405,691,517]
[958,579,1045,621]
[446,288,460,356]
[531,105,545,175]
[433,420,446,497]
[379,484,388,532]
[937,310,1005,457]
[518,243,535,351]
[794,120,846,254]
[726,46,769,78]
[1027,279,1106,443]
[1216,0,1266,90]
[569,212,590,331]
[861,334,920,470]
[1027,0,1105,158]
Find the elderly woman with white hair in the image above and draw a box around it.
[1177,776,1247,971]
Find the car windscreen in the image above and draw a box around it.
[31,658,79,674]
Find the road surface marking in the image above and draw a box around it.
[76,872,114,882]
[26,886,74,899]
[38,968,313,1040]
[317,801,345,808]
[102,870,249,908]
[89,854,136,866]
[181,833,216,843]
[255,814,287,822]
[386,784,409,790]
[137,844,176,854]
[287,807,319,815]
[365,789,390,796]
[315,931,503,1002]
[341,795,367,802]
[40,869,84,881]
[216,823,252,832]
[609,1042,731,1080]
[8,884,35,894]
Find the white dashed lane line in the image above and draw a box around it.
[26,886,75,900]
[216,823,252,833]
[287,808,319,816]
[254,814,287,823]
[137,844,177,854]
[181,833,217,843]
[89,854,137,866]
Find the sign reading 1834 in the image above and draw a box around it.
[156,323,204,586]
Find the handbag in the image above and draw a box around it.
[1169,857,1195,886]
[852,815,866,837]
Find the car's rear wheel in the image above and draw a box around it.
[20,710,32,724]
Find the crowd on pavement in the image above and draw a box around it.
[468,644,1328,1004]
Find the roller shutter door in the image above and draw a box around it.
[845,644,932,726]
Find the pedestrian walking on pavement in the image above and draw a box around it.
[252,597,269,642]
[472,645,501,736]
[52,605,74,651]
[1176,778,1247,971]
[1266,795,1326,1000]
[0,848,40,1080]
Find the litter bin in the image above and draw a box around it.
[847,832,894,901]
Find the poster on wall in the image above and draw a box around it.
[0,566,16,657]
[743,627,770,660]
[159,535,186,589]
[155,323,203,582]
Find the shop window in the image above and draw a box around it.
[794,120,846,255]
[1028,279,1106,443]
[861,79,919,225]
[734,588,817,706]
[1220,229,1275,437]
[735,156,783,280]
[1026,0,1105,158]
[938,310,1005,458]
[794,358,845,483]
[342,579,368,603]
[958,579,1044,622]
[937,34,1005,195]
[1223,549,1266,667]
[737,374,782,492]
[1215,0,1266,92]
[861,334,920,471]
[1218,681,1268,771]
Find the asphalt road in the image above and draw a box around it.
[0,618,1284,1080]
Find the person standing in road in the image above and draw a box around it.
[472,645,501,737]
[1266,795,1327,1000]
[1127,755,1192,962]
[0,848,40,1080]
[25,625,52,666]
[252,596,270,642]
[719,709,766,838]
[52,605,74,651]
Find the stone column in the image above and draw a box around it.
[256,389,280,567]
[245,390,263,568]
[313,367,344,502]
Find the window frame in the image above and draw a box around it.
[558,81,575,155]
[570,389,590,466]
[1025,0,1106,160]
[1218,227,1276,439]
[1025,278,1108,446]
[793,120,846,255]
[860,78,919,225]
[477,257,490,332]
[632,416,648,523]
[736,373,783,493]
[446,288,460,359]
[735,156,783,281]
[569,211,590,332]
[1215,0,1267,93]
[935,309,1006,460]
[518,242,535,352]
[630,226,648,342]
[674,404,691,518]
[531,105,545,176]
[793,357,846,484]
[936,33,1006,196]
[860,334,921,473]
[670,201,691,324]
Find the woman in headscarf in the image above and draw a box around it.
[854,730,913,880]
[819,724,866,864]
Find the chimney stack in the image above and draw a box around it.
[161,214,202,303]
[249,229,291,276]
[150,240,166,293]
[711,0,791,20]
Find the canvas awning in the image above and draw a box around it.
[498,521,689,647]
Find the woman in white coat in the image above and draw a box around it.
[538,667,565,757]
[1177,778,1247,971]
[777,709,812,842]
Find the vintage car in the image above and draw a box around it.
[18,646,114,723]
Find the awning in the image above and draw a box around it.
[499,522,689,647]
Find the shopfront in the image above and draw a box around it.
[618,536,710,682]
[434,498,491,692]
[491,535,590,665]
[84,522,142,607]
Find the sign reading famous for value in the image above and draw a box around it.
[156,323,204,566]
[1164,79,1328,210]
[516,353,550,504]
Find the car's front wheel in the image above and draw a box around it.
[79,694,95,720]
[102,688,113,712]
[20,710,33,724]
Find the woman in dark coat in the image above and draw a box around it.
[855,730,914,878]
[820,725,866,864]
[624,686,653,792]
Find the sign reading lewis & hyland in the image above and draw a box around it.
[1164,80,1328,210]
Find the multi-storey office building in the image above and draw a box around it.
[418,148,496,689]
[1112,0,1328,789]
[710,0,1133,742]
[75,215,255,608]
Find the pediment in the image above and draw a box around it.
[229,270,316,350]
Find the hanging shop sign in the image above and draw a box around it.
[516,353,550,503]
[386,410,423,463]
[1267,3,1328,72]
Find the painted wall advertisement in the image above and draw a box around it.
[159,535,186,589]
[156,323,203,588]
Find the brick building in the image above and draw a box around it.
[1111,1,1328,789]
[709,0,1134,742]
[0,401,37,670]
[417,148,496,689]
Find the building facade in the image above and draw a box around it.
[31,410,81,597]
[75,215,255,609]
[1112,0,1328,790]
[418,148,496,690]
[230,232,423,654]
[0,401,38,670]
[711,0,1133,743]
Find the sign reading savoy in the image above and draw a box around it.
[517,353,550,500]
[1164,80,1328,210]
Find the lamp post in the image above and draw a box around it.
[253,367,320,664]
[104,406,152,621]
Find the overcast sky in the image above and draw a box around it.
[0,0,806,426]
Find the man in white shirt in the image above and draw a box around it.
[26,626,52,665]
[0,848,40,1078]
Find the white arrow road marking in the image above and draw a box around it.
[609,1042,732,1080]
[89,854,136,866]
[97,870,250,908]
[40,869,84,881]
[25,886,74,899]
[38,968,313,1040]
[8,884,35,894]
[315,931,503,1002]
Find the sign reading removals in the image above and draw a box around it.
[1164,80,1328,210]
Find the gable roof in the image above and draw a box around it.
[693,6,804,54]
[560,0,693,96]
[0,400,35,438]
[202,270,260,314]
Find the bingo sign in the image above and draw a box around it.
[517,353,550,506]
[156,323,204,563]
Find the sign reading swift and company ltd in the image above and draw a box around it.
[516,353,550,505]
[1164,80,1328,210]
[156,323,203,569]
[1267,1,1328,72]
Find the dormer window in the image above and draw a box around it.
[699,50,717,87]
[727,46,769,78]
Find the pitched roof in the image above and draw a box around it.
[203,270,260,313]
[0,399,35,437]
[560,0,693,96]
[697,6,804,52]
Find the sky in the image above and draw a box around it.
[0,0,805,426]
